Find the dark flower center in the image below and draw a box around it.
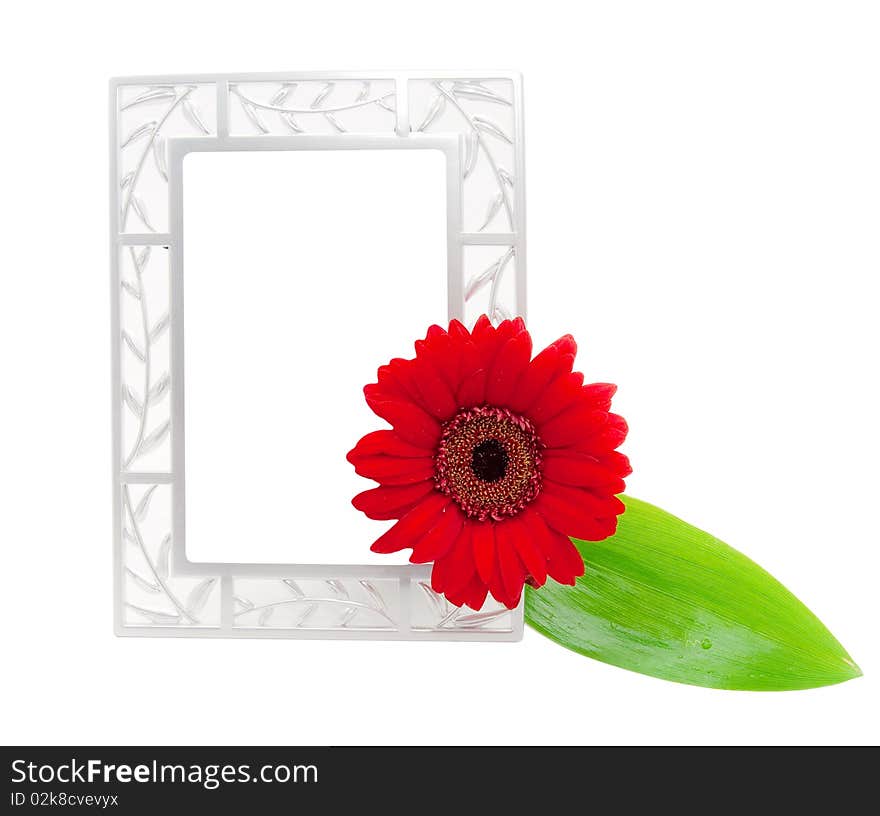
[471,439,509,483]
[434,405,544,521]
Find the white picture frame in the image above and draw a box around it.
[110,71,526,639]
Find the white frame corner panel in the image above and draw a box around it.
[110,71,526,640]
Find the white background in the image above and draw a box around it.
[1,0,878,745]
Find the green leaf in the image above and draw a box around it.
[525,495,861,690]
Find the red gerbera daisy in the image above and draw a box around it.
[347,316,630,610]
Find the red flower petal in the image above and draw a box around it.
[448,319,470,341]
[347,429,432,460]
[456,371,486,407]
[568,413,629,455]
[485,330,533,407]
[542,529,586,584]
[506,513,548,587]
[539,406,609,448]
[474,318,518,382]
[451,331,487,405]
[488,572,509,609]
[444,571,488,610]
[369,492,450,553]
[582,382,617,411]
[375,358,420,404]
[421,322,449,347]
[519,504,548,542]
[597,450,633,478]
[542,450,627,491]
[409,357,458,420]
[594,413,629,451]
[543,480,626,518]
[507,341,574,414]
[455,369,487,408]
[535,488,620,541]
[433,521,477,597]
[362,391,441,448]
[551,334,577,358]
[471,313,493,334]
[521,508,584,585]
[347,454,435,486]
[416,325,460,386]
[495,521,527,607]
[471,521,496,584]
[410,504,464,563]
[527,371,586,425]
[352,481,436,521]
[430,552,450,594]
[464,576,489,611]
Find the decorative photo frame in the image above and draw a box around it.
[110,71,526,640]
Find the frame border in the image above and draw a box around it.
[111,71,526,640]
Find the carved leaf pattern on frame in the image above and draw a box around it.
[122,484,219,626]
[465,247,515,326]
[118,84,214,233]
[415,582,513,631]
[229,80,396,136]
[413,79,518,325]
[231,577,512,632]
[234,578,397,630]
[415,80,515,233]
[120,246,171,469]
